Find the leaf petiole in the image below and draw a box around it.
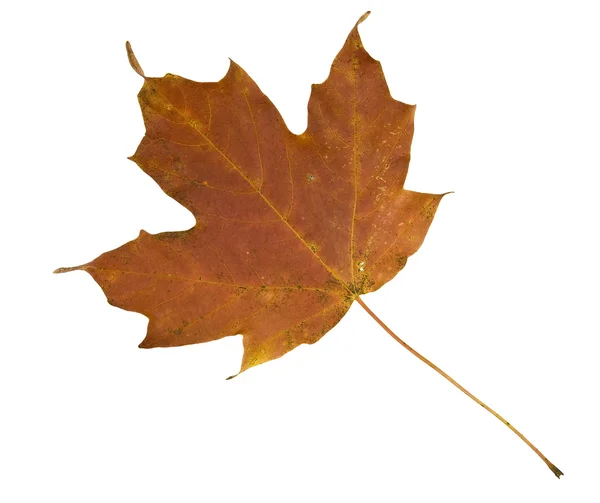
[355,296,563,478]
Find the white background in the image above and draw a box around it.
[2,0,599,501]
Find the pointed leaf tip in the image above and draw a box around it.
[126,41,145,77]
[53,266,82,274]
[356,11,371,26]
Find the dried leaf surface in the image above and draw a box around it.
[58,13,445,375]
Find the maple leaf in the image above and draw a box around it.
[57,12,443,372]
[55,12,562,478]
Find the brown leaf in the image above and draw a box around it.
[56,12,445,376]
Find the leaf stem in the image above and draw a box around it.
[355,295,563,478]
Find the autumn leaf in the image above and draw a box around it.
[55,12,562,478]
[57,12,443,372]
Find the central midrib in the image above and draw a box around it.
[350,54,359,288]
